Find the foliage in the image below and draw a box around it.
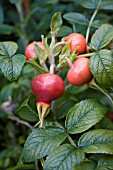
[1,0,113,170]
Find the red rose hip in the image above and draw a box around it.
[31,73,65,104]
[25,41,45,60]
[65,33,86,54]
[67,57,92,86]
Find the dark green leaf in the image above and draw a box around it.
[0,54,26,81]
[0,5,4,23]
[74,161,96,170]
[89,50,113,88]
[90,24,113,50]
[50,12,62,34]
[66,99,106,134]
[23,126,66,162]
[97,155,113,169]
[0,41,18,56]
[0,24,13,35]
[63,12,89,25]
[78,129,113,154]
[44,144,85,170]
[81,0,113,10]
[57,26,72,37]
[56,100,75,119]
[17,94,38,122]
[81,0,99,9]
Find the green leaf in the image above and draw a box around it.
[90,24,113,50]
[44,144,85,170]
[78,129,113,154]
[66,99,106,134]
[63,12,89,25]
[0,24,13,35]
[0,5,4,23]
[89,50,113,88]
[34,43,46,63]
[57,26,72,37]
[81,0,113,10]
[56,100,75,119]
[23,126,66,162]
[74,161,96,170]
[50,12,62,34]
[0,54,26,81]
[17,94,38,122]
[81,0,99,9]
[97,155,113,169]
[0,41,18,56]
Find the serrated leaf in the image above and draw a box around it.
[89,50,113,88]
[63,12,89,25]
[97,155,113,169]
[81,0,113,10]
[74,161,96,170]
[0,54,26,81]
[44,144,85,170]
[23,126,66,162]
[90,24,113,50]
[66,99,106,134]
[78,129,113,154]
[18,94,38,122]
[0,41,18,56]
[50,12,62,34]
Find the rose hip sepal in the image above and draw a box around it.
[31,73,65,126]
[25,41,45,60]
[67,57,92,86]
[65,33,86,54]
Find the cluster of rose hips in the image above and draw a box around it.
[25,33,92,126]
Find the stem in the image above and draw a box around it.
[26,60,48,73]
[8,115,33,130]
[40,63,49,72]
[35,160,39,170]
[15,1,28,47]
[65,57,73,67]
[54,121,77,148]
[90,80,113,105]
[67,133,77,148]
[86,0,102,43]
[50,33,56,49]
[50,64,56,74]
[77,52,95,58]
[72,24,76,32]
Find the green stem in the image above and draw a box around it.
[77,52,95,58]
[26,60,48,73]
[15,1,28,47]
[67,133,77,148]
[54,121,77,148]
[35,160,39,170]
[90,81,113,105]
[86,0,102,43]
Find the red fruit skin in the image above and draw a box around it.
[67,58,92,86]
[31,74,65,103]
[65,33,86,54]
[25,41,45,60]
